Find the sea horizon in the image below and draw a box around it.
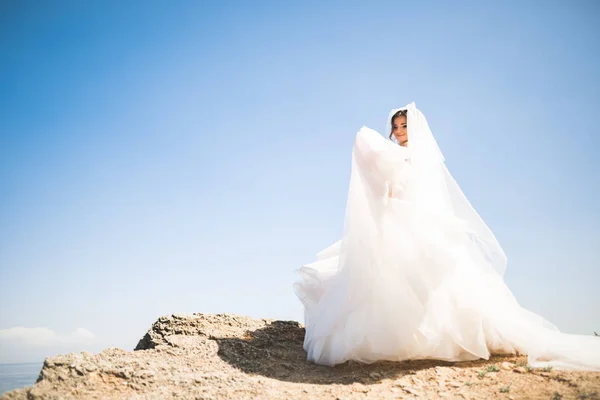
[0,362,43,395]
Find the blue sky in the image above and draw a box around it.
[0,0,599,363]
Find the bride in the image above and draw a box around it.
[294,102,600,370]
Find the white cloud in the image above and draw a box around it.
[71,328,95,341]
[0,326,95,347]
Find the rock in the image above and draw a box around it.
[402,386,422,396]
[73,365,85,376]
[501,362,513,370]
[1,313,599,400]
[83,363,97,372]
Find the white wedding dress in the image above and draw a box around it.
[294,103,600,370]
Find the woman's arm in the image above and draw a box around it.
[354,127,408,200]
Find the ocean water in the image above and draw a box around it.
[0,363,43,395]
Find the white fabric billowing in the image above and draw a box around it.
[294,103,600,370]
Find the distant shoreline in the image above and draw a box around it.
[0,362,43,395]
[0,363,42,366]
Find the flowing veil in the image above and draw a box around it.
[295,102,600,370]
[384,103,507,276]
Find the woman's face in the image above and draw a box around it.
[392,115,408,146]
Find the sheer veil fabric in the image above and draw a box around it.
[294,102,600,370]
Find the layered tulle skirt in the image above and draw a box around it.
[294,128,600,370]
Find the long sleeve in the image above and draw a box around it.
[353,127,409,200]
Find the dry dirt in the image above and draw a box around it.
[2,313,599,399]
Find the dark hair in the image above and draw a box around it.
[389,109,408,141]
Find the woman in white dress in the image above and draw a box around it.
[294,102,600,370]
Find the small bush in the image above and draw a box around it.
[487,364,500,372]
[499,385,511,393]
